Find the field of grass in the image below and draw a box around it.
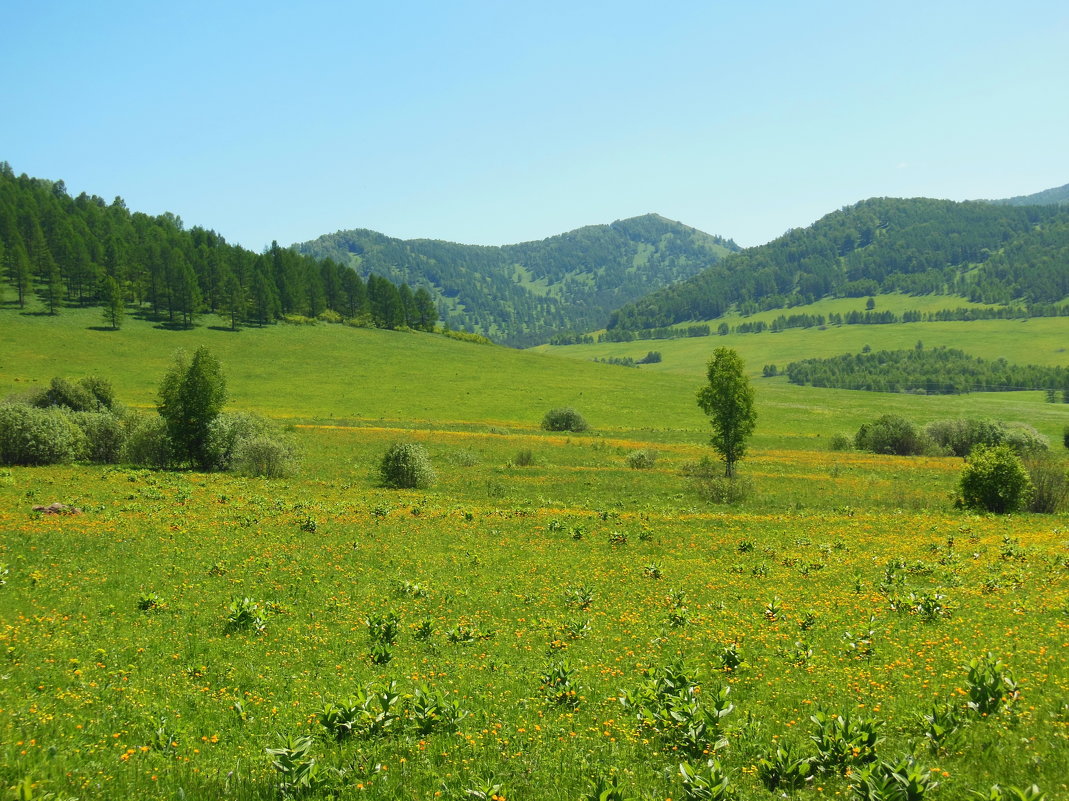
[1,304,1068,799]
[541,292,1069,373]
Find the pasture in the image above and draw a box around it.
[0,307,1067,799]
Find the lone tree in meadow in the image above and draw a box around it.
[697,347,756,478]
[158,346,228,469]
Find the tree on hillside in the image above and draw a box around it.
[158,347,227,469]
[413,286,438,331]
[101,275,124,330]
[697,347,756,477]
[219,269,246,330]
[5,241,32,307]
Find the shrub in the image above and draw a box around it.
[828,433,852,451]
[206,411,274,471]
[1002,423,1049,455]
[855,415,931,456]
[70,411,126,464]
[122,414,174,469]
[694,475,754,504]
[233,435,300,478]
[0,403,87,466]
[1064,425,1069,450]
[541,407,589,432]
[379,443,436,489]
[924,418,1005,457]
[956,445,1034,514]
[626,449,659,469]
[1023,454,1069,514]
[512,448,536,467]
[28,375,118,413]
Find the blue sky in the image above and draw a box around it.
[3,1,1068,251]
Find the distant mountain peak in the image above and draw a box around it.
[294,216,737,346]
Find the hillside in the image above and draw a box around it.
[608,197,1069,331]
[293,214,739,346]
[990,181,1069,207]
[0,163,431,332]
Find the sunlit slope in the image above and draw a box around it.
[5,306,1068,449]
[1,307,703,431]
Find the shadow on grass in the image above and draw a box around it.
[206,325,241,333]
[86,326,121,332]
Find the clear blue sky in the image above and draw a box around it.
[3,1,1068,251]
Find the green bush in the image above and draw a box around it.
[70,411,126,464]
[206,412,275,471]
[855,415,931,456]
[1002,423,1049,455]
[924,418,1005,457]
[512,448,536,467]
[31,375,117,412]
[694,475,754,504]
[379,443,436,489]
[1064,425,1069,450]
[626,449,659,469]
[956,445,1034,514]
[0,403,87,466]
[122,415,174,470]
[541,407,589,432]
[233,435,300,478]
[1023,454,1069,514]
[828,433,852,451]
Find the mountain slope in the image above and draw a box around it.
[989,182,1069,207]
[293,214,738,346]
[607,197,1069,331]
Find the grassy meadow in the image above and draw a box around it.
[1,304,1068,800]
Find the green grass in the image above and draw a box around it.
[1,303,1068,799]
[4,305,1068,450]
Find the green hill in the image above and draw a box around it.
[608,197,1069,331]
[293,214,738,346]
[0,163,431,332]
[4,304,1067,449]
[990,181,1069,206]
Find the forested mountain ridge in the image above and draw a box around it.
[607,196,1069,331]
[294,214,739,347]
[989,182,1069,207]
[0,164,437,332]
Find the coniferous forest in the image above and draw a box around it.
[0,164,436,332]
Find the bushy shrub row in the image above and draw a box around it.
[851,415,1049,458]
[0,389,298,477]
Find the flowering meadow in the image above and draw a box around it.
[1,423,1066,800]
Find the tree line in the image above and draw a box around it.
[0,163,436,332]
[784,346,1069,396]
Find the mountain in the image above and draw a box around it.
[607,197,1069,331]
[989,182,1069,207]
[293,214,739,347]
